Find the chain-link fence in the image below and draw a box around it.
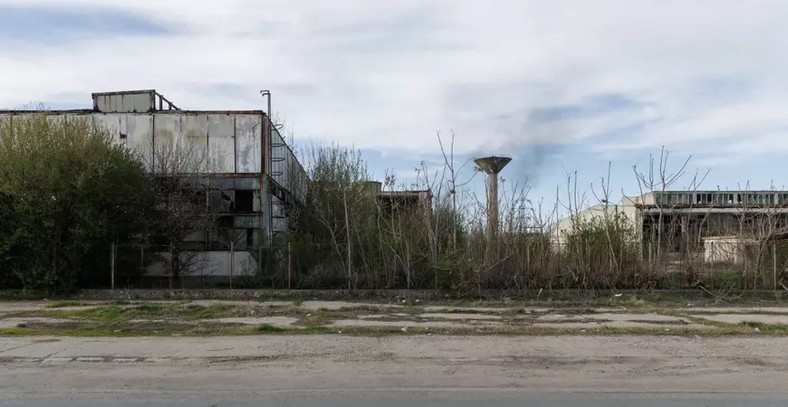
[107,238,788,291]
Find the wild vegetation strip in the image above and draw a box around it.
[1,297,787,337]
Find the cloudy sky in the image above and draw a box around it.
[2,0,788,209]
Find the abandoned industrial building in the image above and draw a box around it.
[551,190,788,264]
[0,89,308,282]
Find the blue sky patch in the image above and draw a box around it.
[0,5,172,44]
[529,93,643,123]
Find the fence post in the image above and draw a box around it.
[287,242,292,291]
[229,242,234,290]
[168,243,173,290]
[110,243,115,290]
[258,245,263,282]
[709,241,714,290]
[139,245,144,288]
[773,242,777,292]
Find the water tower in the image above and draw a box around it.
[474,156,512,241]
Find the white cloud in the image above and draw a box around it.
[2,0,788,163]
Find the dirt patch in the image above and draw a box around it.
[537,313,690,323]
[358,314,407,321]
[419,313,502,320]
[189,300,294,308]
[300,301,396,311]
[533,321,705,329]
[205,317,298,328]
[421,306,511,313]
[532,313,701,329]
[0,317,75,329]
[628,319,689,325]
[16,321,86,330]
[691,313,788,325]
[330,319,494,329]
[686,307,788,315]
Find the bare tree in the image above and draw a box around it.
[633,146,709,282]
[143,131,221,285]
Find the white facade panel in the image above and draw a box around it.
[93,114,154,168]
[126,115,154,168]
[152,115,183,173]
[181,115,210,171]
[206,115,235,173]
[234,114,261,173]
[92,114,121,143]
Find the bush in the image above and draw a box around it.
[0,114,156,292]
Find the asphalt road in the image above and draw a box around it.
[2,335,787,406]
[1,390,786,407]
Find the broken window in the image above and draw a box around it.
[209,190,234,212]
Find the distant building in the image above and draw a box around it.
[360,181,432,216]
[551,191,788,263]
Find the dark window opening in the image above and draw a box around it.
[217,215,233,229]
[246,228,255,248]
[235,190,254,212]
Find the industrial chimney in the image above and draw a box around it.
[474,156,512,243]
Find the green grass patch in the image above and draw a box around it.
[429,308,487,314]
[279,305,305,315]
[43,303,239,321]
[404,303,417,315]
[738,321,788,334]
[303,310,329,327]
[255,324,285,333]
[45,300,103,308]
